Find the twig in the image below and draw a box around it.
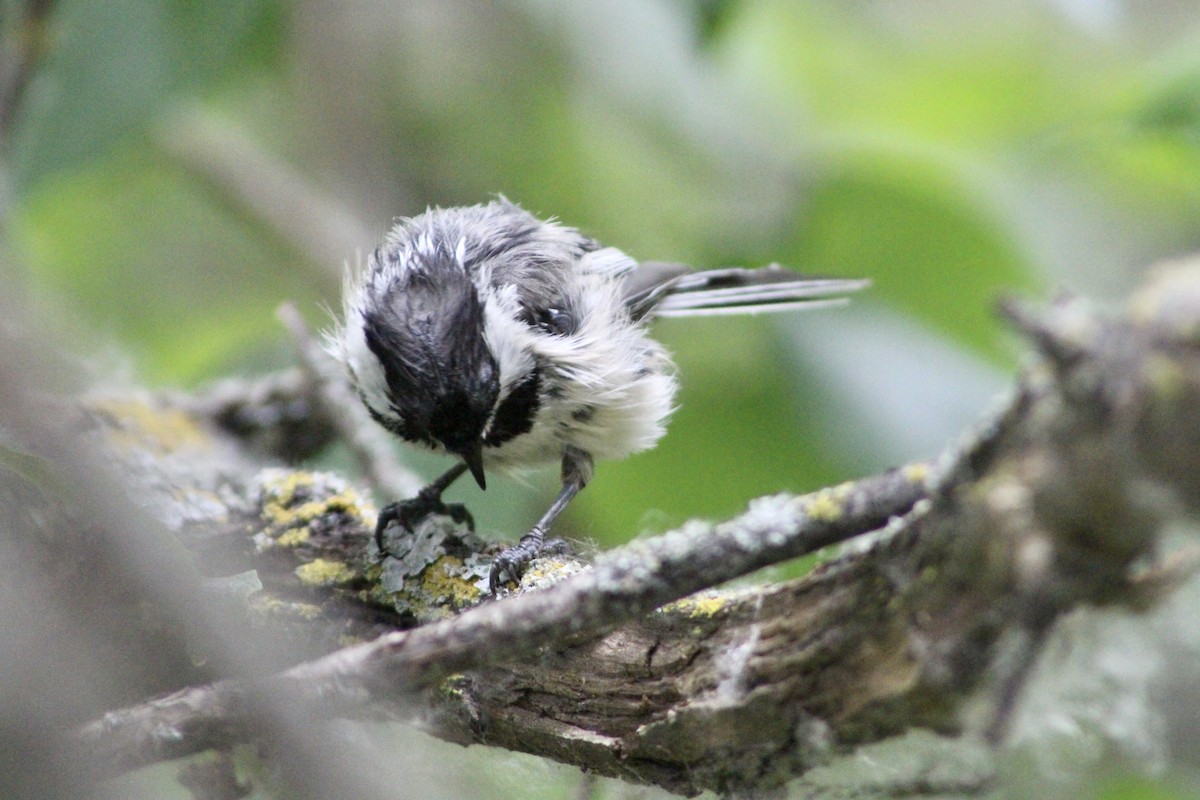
[0,0,55,144]
[154,103,375,291]
[167,367,338,462]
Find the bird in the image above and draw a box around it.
[326,199,867,593]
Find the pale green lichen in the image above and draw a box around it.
[367,546,500,622]
[365,512,496,619]
[375,556,487,622]
[295,558,355,587]
[517,556,585,591]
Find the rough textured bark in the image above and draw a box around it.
[13,259,1200,797]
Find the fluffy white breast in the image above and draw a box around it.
[480,266,678,472]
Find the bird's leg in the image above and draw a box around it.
[375,462,473,556]
[489,447,593,594]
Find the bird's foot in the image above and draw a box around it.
[488,527,557,595]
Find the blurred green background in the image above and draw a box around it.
[3,2,1200,796]
[6,0,1200,548]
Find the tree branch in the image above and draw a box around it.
[26,258,1200,795]
[76,465,924,780]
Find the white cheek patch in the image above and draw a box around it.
[339,316,394,420]
[324,263,399,425]
[482,286,537,395]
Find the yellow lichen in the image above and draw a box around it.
[361,582,396,609]
[902,462,929,484]
[258,470,374,548]
[89,398,209,455]
[437,675,469,700]
[289,602,325,620]
[295,558,355,587]
[251,596,324,621]
[274,528,311,547]
[419,556,481,605]
[803,486,846,522]
[517,557,585,590]
[662,592,728,618]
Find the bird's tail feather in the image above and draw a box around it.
[638,264,869,319]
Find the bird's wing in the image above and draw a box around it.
[580,246,640,278]
[621,261,695,320]
[625,261,869,320]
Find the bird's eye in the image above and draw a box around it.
[523,306,575,336]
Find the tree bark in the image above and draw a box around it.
[10,259,1200,797]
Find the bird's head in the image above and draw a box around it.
[357,245,498,489]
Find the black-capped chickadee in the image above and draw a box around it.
[327,199,866,593]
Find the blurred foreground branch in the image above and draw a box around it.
[9,259,1200,797]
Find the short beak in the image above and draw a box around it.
[463,443,487,490]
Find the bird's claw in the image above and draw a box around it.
[488,542,537,595]
[487,529,565,595]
